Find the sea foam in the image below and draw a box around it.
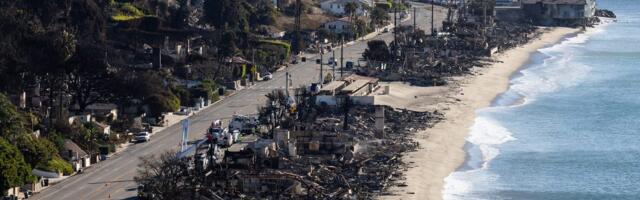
[443,25,605,200]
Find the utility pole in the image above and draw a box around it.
[431,0,435,35]
[319,43,324,85]
[251,48,256,84]
[332,50,336,81]
[413,7,417,33]
[293,0,302,55]
[285,72,290,96]
[483,0,487,27]
[340,36,344,78]
[393,0,398,43]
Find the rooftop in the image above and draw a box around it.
[62,139,88,160]
[320,81,347,92]
[341,79,370,93]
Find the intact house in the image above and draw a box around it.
[316,74,380,106]
[320,0,373,17]
[93,121,112,136]
[321,18,355,37]
[522,0,596,26]
[85,103,118,121]
[61,139,91,172]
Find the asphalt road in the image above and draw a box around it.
[32,3,446,199]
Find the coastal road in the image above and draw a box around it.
[32,2,446,199]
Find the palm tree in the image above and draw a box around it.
[370,7,389,29]
[344,2,358,22]
[344,2,359,39]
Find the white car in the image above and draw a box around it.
[134,132,151,143]
[262,73,273,81]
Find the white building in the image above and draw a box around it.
[320,0,373,16]
[322,18,354,35]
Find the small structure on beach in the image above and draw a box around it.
[522,0,596,26]
[316,75,380,106]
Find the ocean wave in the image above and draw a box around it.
[443,22,605,200]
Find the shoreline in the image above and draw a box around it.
[381,27,582,200]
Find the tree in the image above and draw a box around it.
[69,0,107,44]
[0,93,25,142]
[203,0,250,31]
[370,7,389,28]
[172,86,191,107]
[15,135,56,170]
[0,138,33,193]
[199,79,219,102]
[135,151,195,199]
[146,93,180,117]
[220,31,239,58]
[170,0,192,29]
[0,94,71,174]
[252,1,277,26]
[363,40,391,62]
[65,44,112,113]
[344,2,358,22]
[354,18,369,38]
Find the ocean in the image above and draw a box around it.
[443,1,640,199]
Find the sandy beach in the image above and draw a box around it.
[377,27,581,200]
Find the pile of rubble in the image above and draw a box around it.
[389,20,539,87]
[356,5,541,87]
[193,106,443,199]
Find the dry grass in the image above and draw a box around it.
[274,0,334,31]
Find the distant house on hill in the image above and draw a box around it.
[521,0,596,26]
[321,18,354,36]
[320,0,373,16]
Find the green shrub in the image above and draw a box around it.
[258,40,291,58]
[42,157,73,175]
[111,2,145,21]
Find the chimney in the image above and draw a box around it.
[374,106,385,139]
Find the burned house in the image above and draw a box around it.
[316,75,380,106]
[522,0,596,26]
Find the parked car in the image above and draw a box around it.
[316,58,321,64]
[346,61,354,69]
[261,72,273,81]
[383,27,389,33]
[175,107,192,115]
[328,57,337,65]
[134,131,151,143]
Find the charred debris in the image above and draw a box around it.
[360,2,540,87]
[136,87,443,199]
